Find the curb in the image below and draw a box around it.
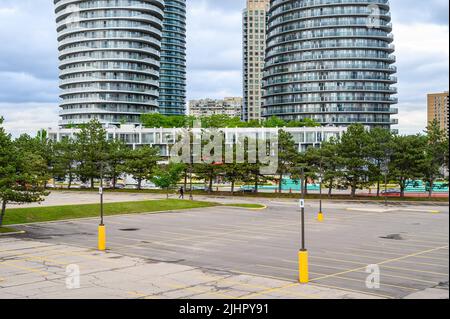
[249,205,268,210]
[0,230,26,236]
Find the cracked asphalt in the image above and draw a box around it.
[0,192,449,299]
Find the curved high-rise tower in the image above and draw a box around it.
[263,0,398,129]
[54,0,164,126]
[159,0,187,115]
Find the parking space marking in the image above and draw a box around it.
[400,238,450,245]
[252,263,394,299]
[185,273,333,300]
[300,269,418,292]
[308,255,366,266]
[345,247,450,263]
[168,284,236,299]
[310,245,448,282]
[231,269,294,283]
[0,260,50,276]
[157,230,253,244]
[206,224,300,236]
[308,260,447,279]
[0,244,57,255]
[406,233,450,239]
[374,240,449,250]
[238,282,318,300]
[321,250,448,268]
[309,263,439,285]
[309,282,391,299]
[17,254,68,267]
[1,248,128,268]
[361,244,449,257]
[381,264,448,276]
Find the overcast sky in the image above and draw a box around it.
[0,0,448,136]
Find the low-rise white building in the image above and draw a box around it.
[48,125,347,155]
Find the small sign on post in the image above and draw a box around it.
[99,187,103,195]
[299,199,305,208]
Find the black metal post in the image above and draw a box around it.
[300,167,306,250]
[384,172,388,207]
[189,164,194,201]
[100,161,104,226]
[319,152,323,213]
[319,181,322,213]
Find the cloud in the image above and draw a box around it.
[1,103,58,137]
[0,0,448,136]
[394,23,449,133]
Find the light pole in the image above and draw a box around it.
[98,161,106,251]
[189,164,194,201]
[384,171,388,207]
[317,149,324,222]
[382,150,391,207]
[298,167,309,283]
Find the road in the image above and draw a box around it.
[4,193,448,299]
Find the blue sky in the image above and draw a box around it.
[0,0,448,136]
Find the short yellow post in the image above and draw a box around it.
[98,225,106,251]
[298,250,309,284]
[317,211,324,222]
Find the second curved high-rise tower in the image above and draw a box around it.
[263,0,398,129]
[54,0,164,126]
[159,0,187,116]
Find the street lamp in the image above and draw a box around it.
[189,164,194,201]
[98,161,106,251]
[297,167,309,284]
[382,149,392,207]
[317,149,324,222]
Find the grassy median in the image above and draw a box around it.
[2,199,218,226]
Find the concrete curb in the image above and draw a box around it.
[249,204,268,210]
[0,230,26,236]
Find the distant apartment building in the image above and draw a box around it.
[428,91,449,135]
[159,0,187,116]
[189,98,243,117]
[262,0,398,129]
[242,0,270,122]
[54,0,165,127]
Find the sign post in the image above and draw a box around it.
[298,167,309,283]
[98,161,106,251]
[317,149,324,222]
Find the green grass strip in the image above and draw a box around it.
[2,199,218,226]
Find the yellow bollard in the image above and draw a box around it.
[317,211,324,222]
[298,250,309,284]
[98,225,106,251]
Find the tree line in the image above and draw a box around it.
[1,116,448,227]
[139,114,320,129]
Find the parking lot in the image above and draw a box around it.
[1,194,449,299]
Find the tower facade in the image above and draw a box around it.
[54,0,164,127]
[262,0,398,129]
[159,0,187,115]
[242,0,270,122]
[427,92,449,136]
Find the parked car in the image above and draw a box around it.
[191,185,210,191]
[381,189,401,195]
